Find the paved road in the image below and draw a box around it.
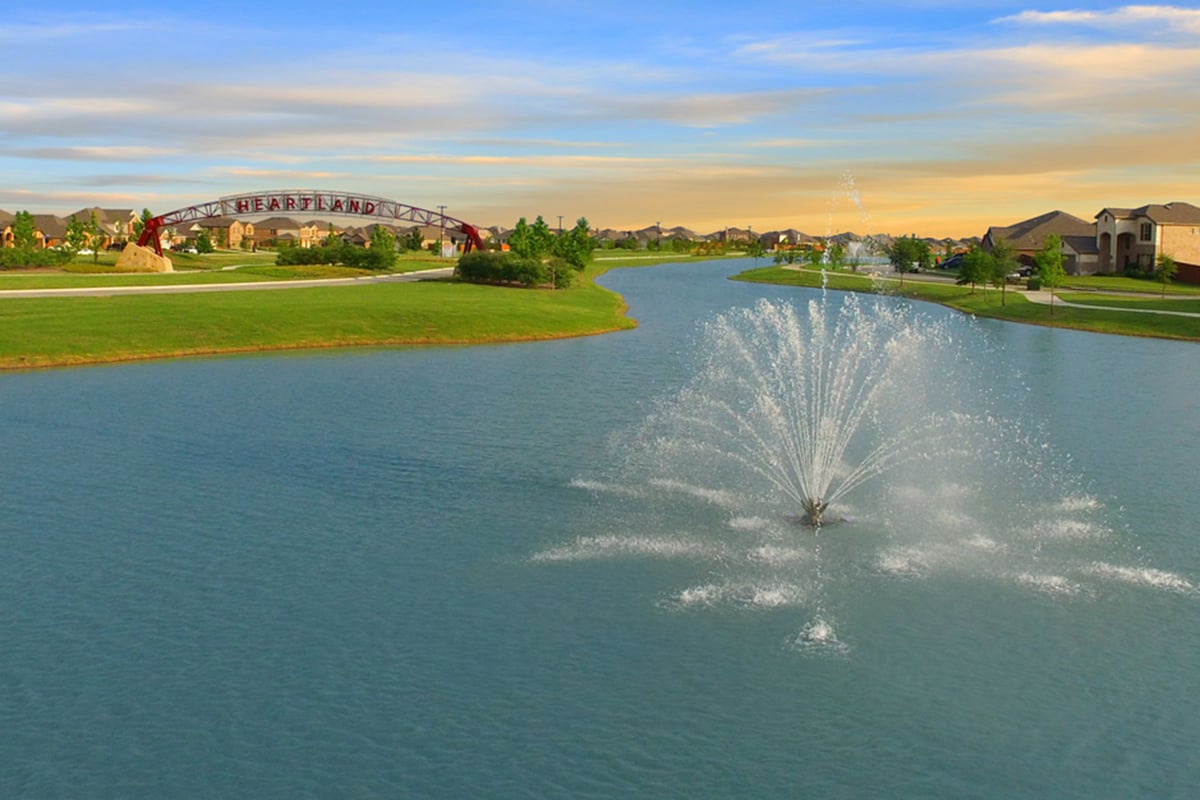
[0,267,455,299]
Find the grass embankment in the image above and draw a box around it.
[0,256,644,369]
[733,267,1200,341]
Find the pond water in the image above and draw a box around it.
[2,259,1198,797]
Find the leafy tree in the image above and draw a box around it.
[11,210,37,251]
[86,211,102,263]
[530,215,554,259]
[366,224,398,270]
[1034,234,1065,313]
[64,215,88,257]
[1156,254,1178,297]
[195,229,215,254]
[509,217,533,259]
[988,239,1017,306]
[887,235,931,286]
[958,243,989,294]
[827,241,846,269]
[132,208,154,238]
[554,217,596,270]
[746,239,766,261]
[405,227,424,251]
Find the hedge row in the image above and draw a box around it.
[455,252,575,288]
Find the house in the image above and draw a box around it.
[31,214,68,249]
[195,217,255,249]
[254,216,305,247]
[0,209,13,247]
[982,210,1096,271]
[68,207,137,249]
[1095,202,1200,279]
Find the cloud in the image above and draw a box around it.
[997,5,1200,35]
[7,146,181,161]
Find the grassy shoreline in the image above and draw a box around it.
[8,253,1191,371]
[731,266,1200,342]
[1,254,731,371]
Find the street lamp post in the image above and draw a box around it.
[437,205,446,255]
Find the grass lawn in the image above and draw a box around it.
[0,250,450,289]
[1059,274,1200,296]
[1056,293,1200,313]
[0,258,637,369]
[734,266,1200,341]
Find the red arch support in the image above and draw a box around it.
[137,190,485,255]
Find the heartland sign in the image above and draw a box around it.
[136,189,485,256]
[227,191,414,221]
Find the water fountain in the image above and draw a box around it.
[545,284,1190,651]
[640,294,948,528]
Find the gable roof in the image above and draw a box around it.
[985,210,1095,251]
[1097,202,1200,224]
[31,214,68,238]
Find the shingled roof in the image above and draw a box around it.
[1097,202,1200,225]
[985,210,1095,251]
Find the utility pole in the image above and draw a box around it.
[437,205,446,255]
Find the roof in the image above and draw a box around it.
[1061,234,1099,255]
[985,210,1095,251]
[31,214,68,238]
[255,216,304,229]
[1096,202,1200,224]
[0,209,13,225]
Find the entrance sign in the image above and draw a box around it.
[136,190,484,255]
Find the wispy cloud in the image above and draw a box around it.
[997,5,1200,35]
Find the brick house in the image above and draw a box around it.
[1095,202,1200,280]
[982,210,1097,272]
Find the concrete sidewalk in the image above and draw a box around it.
[0,268,455,299]
[1021,289,1200,318]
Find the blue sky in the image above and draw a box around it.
[2,1,1198,237]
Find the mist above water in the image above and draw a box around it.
[541,294,1193,648]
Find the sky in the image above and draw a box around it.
[2,1,1198,238]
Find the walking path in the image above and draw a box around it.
[0,268,455,299]
[1021,290,1200,318]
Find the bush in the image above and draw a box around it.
[0,247,71,269]
[455,252,574,288]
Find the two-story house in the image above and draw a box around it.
[1095,202,1200,279]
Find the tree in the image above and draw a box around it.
[1156,254,1178,297]
[988,239,1017,306]
[509,217,533,259]
[530,215,554,260]
[405,227,424,251]
[366,224,398,270]
[958,243,989,294]
[11,210,37,251]
[86,211,102,263]
[132,208,154,238]
[746,238,766,262]
[1034,233,1066,313]
[887,235,931,287]
[195,229,215,254]
[554,217,596,270]
[64,215,88,257]
[827,241,846,269]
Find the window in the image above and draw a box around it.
[1140,222,1153,241]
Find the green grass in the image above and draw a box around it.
[734,267,1200,341]
[0,259,639,369]
[1056,293,1200,313]
[1059,274,1200,296]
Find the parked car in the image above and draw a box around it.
[938,253,964,270]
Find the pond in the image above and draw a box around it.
[2,259,1197,797]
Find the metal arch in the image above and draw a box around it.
[137,189,485,256]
